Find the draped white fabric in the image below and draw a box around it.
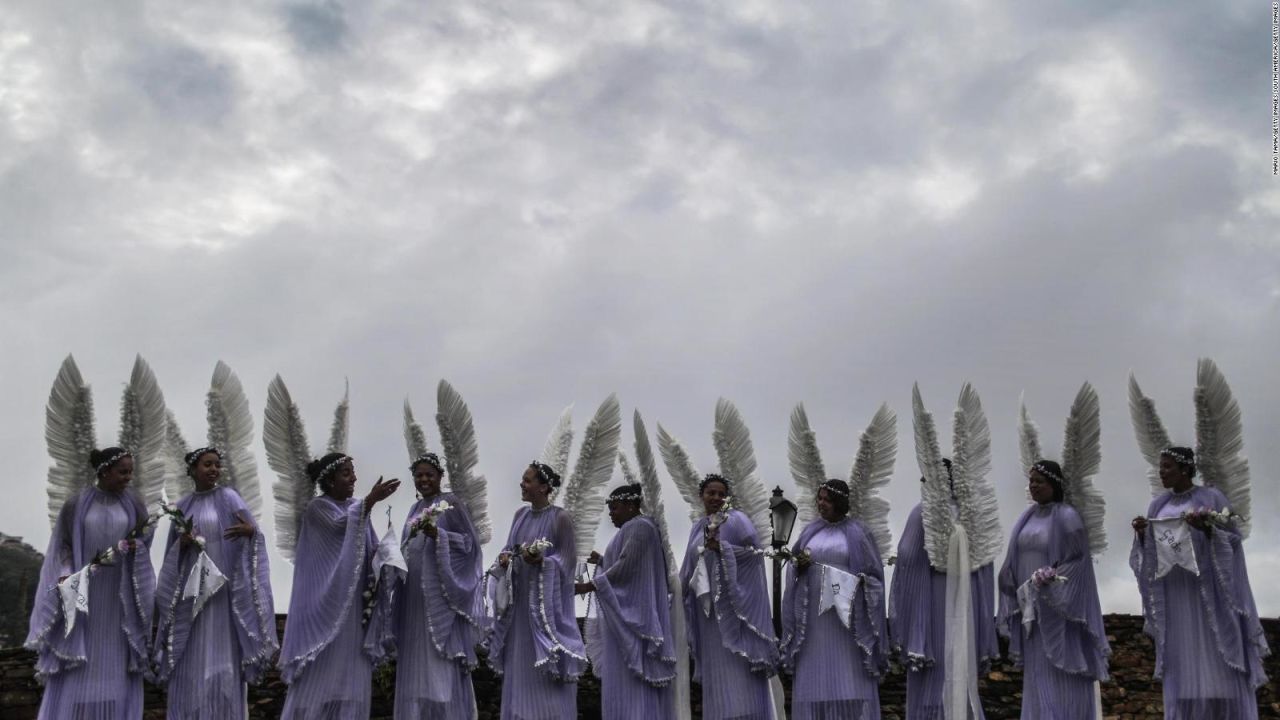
[943,522,980,720]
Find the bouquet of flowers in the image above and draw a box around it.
[516,537,554,557]
[406,500,453,540]
[698,496,737,555]
[1182,505,1240,529]
[160,502,206,550]
[1031,566,1068,587]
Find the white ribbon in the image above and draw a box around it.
[183,550,227,620]
[817,564,861,629]
[942,521,980,720]
[690,555,713,617]
[669,575,692,720]
[57,567,92,638]
[1149,517,1199,578]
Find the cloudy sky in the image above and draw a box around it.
[2,0,1277,615]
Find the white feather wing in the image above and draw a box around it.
[1018,394,1042,477]
[634,411,678,578]
[436,379,491,545]
[561,395,622,561]
[952,382,1001,568]
[657,423,705,523]
[1128,373,1171,498]
[403,399,429,461]
[712,398,772,547]
[912,384,952,572]
[163,409,190,504]
[1061,382,1106,555]
[264,375,314,562]
[540,405,574,477]
[787,403,826,528]
[849,403,897,559]
[327,380,349,455]
[1194,359,1252,538]
[118,355,169,512]
[44,355,98,527]
[207,361,263,520]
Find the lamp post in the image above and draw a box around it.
[769,485,798,639]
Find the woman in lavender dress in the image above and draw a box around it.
[781,479,886,720]
[394,452,483,719]
[997,461,1109,720]
[26,448,157,720]
[575,483,677,718]
[277,453,400,720]
[152,448,277,720]
[486,462,586,720]
[1130,448,1269,719]
[678,473,779,720]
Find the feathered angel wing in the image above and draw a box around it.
[436,379,491,545]
[1128,373,1171,498]
[657,423,705,522]
[952,382,1001,568]
[912,384,952,572]
[163,409,190,504]
[118,355,169,512]
[787,403,826,528]
[1017,394,1042,478]
[1061,382,1106,555]
[403,399,429,461]
[1194,359,1252,538]
[45,355,98,527]
[633,411,678,578]
[207,361,263,521]
[712,398,772,547]
[849,403,897,559]
[264,375,314,561]
[540,405,574,476]
[326,379,350,455]
[561,395,622,560]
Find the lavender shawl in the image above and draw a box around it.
[678,508,779,678]
[997,502,1109,679]
[25,486,156,682]
[152,486,277,686]
[1129,485,1269,689]
[781,517,887,677]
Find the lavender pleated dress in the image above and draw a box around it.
[26,487,156,720]
[1130,485,1269,720]
[679,509,779,720]
[394,492,483,720]
[781,517,887,720]
[996,503,1109,720]
[587,515,677,719]
[152,486,278,720]
[888,503,998,720]
[278,495,394,720]
[485,504,586,720]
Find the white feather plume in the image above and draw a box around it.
[162,409,190,504]
[264,375,315,562]
[44,355,98,527]
[403,399,429,461]
[560,395,622,562]
[849,403,897,559]
[436,379,491,545]
[1194,359,1252,538]
[656,423,705,522]
[952,382,1001,568]
[1128,373,1172,498]
[118,355,169,513]
[1061,382,1107,555]
[540,405,574,477]
[1017,394,1042,479]
[618,452,637,485]
[787,403,827,528]
[712,398,772,547]
[912,384,953,572]
[327,379,349,455]
[633,411,678,579]
[206,361,262,520]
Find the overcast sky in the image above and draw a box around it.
[2,0,1277,615]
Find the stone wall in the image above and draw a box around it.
[2,615,1277,718]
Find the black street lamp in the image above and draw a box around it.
[769,485,798,639]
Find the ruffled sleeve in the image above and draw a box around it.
[524,507,588,681]
[399,495,483,670]
[590,517,677,686]
[706,510,778,675]
[888,504,933,669]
